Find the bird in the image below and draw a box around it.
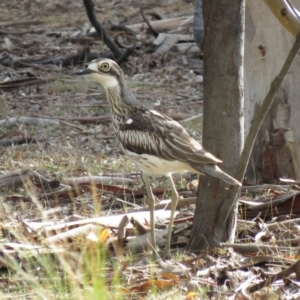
[76,58,241,258]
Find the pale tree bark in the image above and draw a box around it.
[244,0,300,184]
[186,0,245,252]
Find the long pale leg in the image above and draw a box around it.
[142,173,157,258]
[164,175,179,257]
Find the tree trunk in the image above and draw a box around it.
[187,0,245,252]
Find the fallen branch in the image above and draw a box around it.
[59,116,111,124]
[61,176,136,186]
[0,116,60,128]
[134,197,196,212]
[0,19,42,27]
[0,76,57,89]
[126,229,168,253]
[0,169,69,191]
[125,16,192,32]
[0,48,101,69]
[30,210,177,236]
[0,136,40,146]
[0,28,46,35]
[0,131,41,146]
[266,217,300,230]
[249,260,300,293]
[220,242,300,255]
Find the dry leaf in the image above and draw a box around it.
[119,287,131,294]
[99,228,110,243]
[186,292,197,299]
[152,279,176,291]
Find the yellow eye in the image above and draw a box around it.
[100,62,110,71]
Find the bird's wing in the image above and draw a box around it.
[117,109,221,165]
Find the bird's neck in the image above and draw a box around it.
[106,83,141,127]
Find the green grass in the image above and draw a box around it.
[0,227,118,300]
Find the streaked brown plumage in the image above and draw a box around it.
[76,58,241,258]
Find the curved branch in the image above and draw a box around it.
[263,0,300,36]
[140,8,158,37]
[83,0,123,59]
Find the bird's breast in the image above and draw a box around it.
[124,150,194,175]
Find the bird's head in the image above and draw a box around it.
[76,59,122,89]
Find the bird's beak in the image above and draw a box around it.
[74,69,96,76]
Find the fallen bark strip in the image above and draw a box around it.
[0,76,57,89]
[240,192,300,218]
[112,197,142,209]
[153,33,194,56]
[17,61,60,72]
[133,197,196,212]
[0,28,46,35]
[126,229,168,253]
[69,183,132,196]
[124,16,192,33]
[236,255,294,269]
[59,113,189,125]
[240,184,291,192]
[34,186,84,201]
[42,223,106,246]
[175,43,200,54]
[3,186,84,203]
[109,23,139,36]
[63,36,95,44]
[0,116,112,130]
[272,237,300,246]
[155,197,196,211]
[33,210,177,235]
[220,242,300,255]
[0,19,42,27]
[58,116,111,124]
[61,176,136,186]
[266,217,300,230]
[0,169,69,191]
[39,47,90,66]
[242,192,300,211]
[0,136,40,146]
[0,116,60,128]
[0,116,108,130]
[3,181,132,202]
[0,49,101,69]
[249,260,300,293]
[59,116,111,124]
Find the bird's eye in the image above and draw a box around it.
[100,62,110,72]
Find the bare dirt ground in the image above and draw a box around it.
[1,1,300,299]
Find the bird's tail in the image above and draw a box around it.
[194,164,242,186]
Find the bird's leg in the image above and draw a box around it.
[164,175,179,257]
[142,173,157,258]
